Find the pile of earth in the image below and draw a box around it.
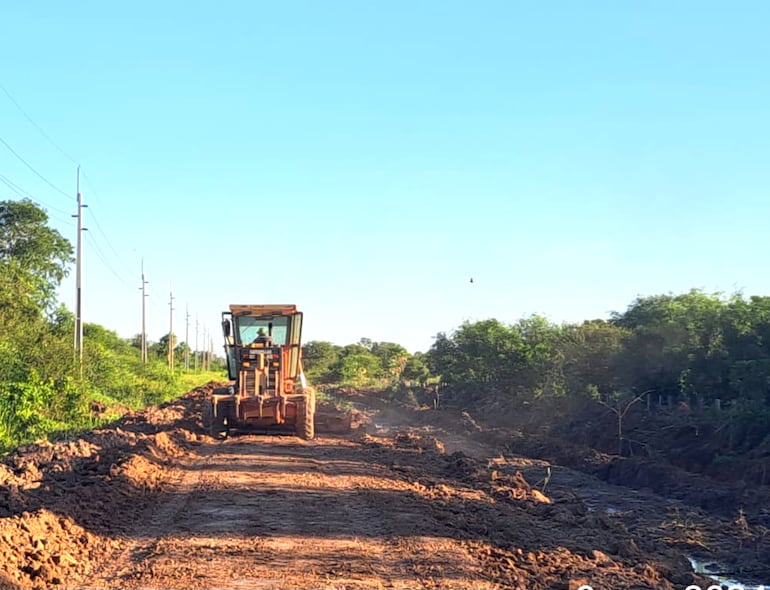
[0,384,214,588]
[314,396,369,433]
[353,430,706,589]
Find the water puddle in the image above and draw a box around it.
[688,556,767,590]
[584,500,622,515]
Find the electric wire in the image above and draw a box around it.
[41,209,76,229]
[150,296,176,340]
[85,231,133,288]
[0,173,73,217]
[0,135,73,200]
[0,188,75,227]
[79,171,130,268]
[0,82,167,338]
[85,232,130,285]
[0,82,80,166]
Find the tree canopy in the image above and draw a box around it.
[427,290,770,410]
[0,199,73,309]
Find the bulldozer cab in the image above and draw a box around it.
[221,305,305,396]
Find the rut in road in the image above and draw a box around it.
[88,435,497,589]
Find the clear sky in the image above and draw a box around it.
[1,1,769,353]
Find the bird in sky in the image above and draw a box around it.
[469,277,474,284]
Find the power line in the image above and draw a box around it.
[41,209,76,229]
[85,231,132,287]
[0,173,37,199]
[0,85,136,284]
[0,173,73,217]
[79,170,130,268]
[0,135,73,200]
[78,170,101,202]
[0,84,134,276]
[86,200,128,267]
[150,293,171,335]
[0,82,80,166]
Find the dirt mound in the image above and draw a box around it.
[349,432,702,589]
[314,398,369,433]
[0,383,214,588]
[0,509,116,587]
[394,431,446,453]
[596,456,741,511]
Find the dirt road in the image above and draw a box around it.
[0,384,736,589]
[89,434,514,589]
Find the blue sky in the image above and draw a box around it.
[1,1,769,352]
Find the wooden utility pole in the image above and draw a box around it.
[168,285,175,371]
[139,260,148,363]
[72,167,87,369]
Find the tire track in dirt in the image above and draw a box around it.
[86,434,498,589]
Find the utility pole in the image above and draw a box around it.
[203,325,208,371]
[139,259,148,363]
[168,284,175,372]
[195,314,199,372]
[72,167,88,370]
[185,304,190,371]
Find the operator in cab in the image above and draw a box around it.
[253,328,273,346]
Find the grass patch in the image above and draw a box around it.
[0,368,227,455]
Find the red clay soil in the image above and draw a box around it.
[0,383,719,589]
[372,394,770,587]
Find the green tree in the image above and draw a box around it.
[129,333,144,349]
[429,316,563,396]
[612,290,730,403]
[559,320,628,395]
[512,315,563,396]
[370,342,409,378]
[429,319,521,387]
[340,343,369,358]
[175,341,191,360]
[302,340,340,383]
[0,199,73,308]
[156,333,177,359]
[402,354,431,386]
[0,200,74,384]
[336,352,382,384]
